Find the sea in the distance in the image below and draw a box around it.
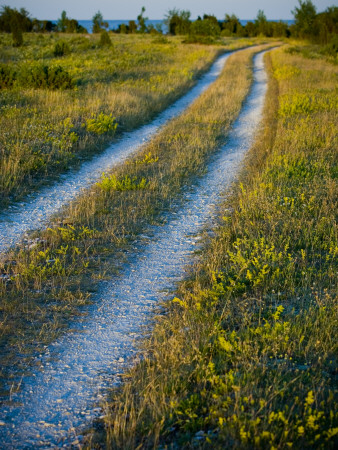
[52,19,294,34]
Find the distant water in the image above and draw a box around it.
[52,19,294,34]
[52,19,165,34]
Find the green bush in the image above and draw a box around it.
[18,63,74,90]
[321,34,338,57]
[183,34,216,45]
[189,18,220,37]
[99,30,112,47]
[47,65,74,89]
[53,40,71,57]
[0,64,16,89]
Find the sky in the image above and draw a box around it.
[3,0,337,20]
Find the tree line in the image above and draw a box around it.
[0,1,337,48]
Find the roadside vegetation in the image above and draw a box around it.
[0,44,274,397]
[0,33,222,206]
[91,46,338,448]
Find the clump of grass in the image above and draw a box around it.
[53,40,71,57]
[95,47,337,449]
[0,63,16,88]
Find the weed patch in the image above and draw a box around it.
[84,112,118,135]
[98,174,148,192]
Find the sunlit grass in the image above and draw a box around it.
[94,46,337,449]
[0,33,270,206]
[0,33,218,205]
[0,44,273,398]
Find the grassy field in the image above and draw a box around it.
[0,33,264,207]
[91,46,338,448]
[0,43,274,396]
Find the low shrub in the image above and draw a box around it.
[46,65,74,89]
[99,30,112,47]
[183,34,217,45]
[18,63,74,89]
[0,64,16,89]
[321,34,338,58]
[53,40,71,57]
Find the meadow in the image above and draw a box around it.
[0,32,260,207]
[90,46,338,448]
[0,30,336,448]
[0,38,270,396]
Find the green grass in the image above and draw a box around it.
[0,33,267,207]
[0,44,274,396]
[91,46,337,449]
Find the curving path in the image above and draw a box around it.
[0,51,233,255]
[0,51,270,448]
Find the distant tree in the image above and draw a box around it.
[164,9,191,35]
[203,14,221,28]
[190,16,220,37]
[57,10,68,32]
[243,21,256,37]
[222,14,242,35]
[57,10,86,33]
[39,20,56,32]
[272,21,290,38]
[255,9,268,36]
[147,23,160,35]
[0,6,32,33]
[292,0,317,38]
[314,6,338,44]
[128,20,137,33]
[66,19,79,33]
[119,23,127,34]
[92,11,108,33]
[137,6,148,33]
